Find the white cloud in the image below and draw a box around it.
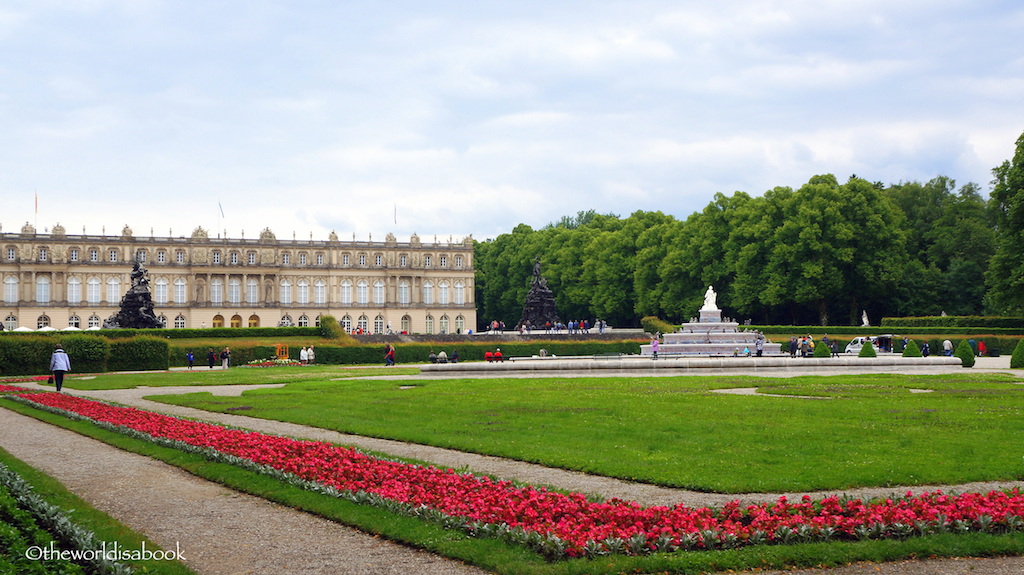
[0,1,1022,240]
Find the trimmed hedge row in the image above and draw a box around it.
[881,316,1024,329]
[0,335,168,376]
[172,340,648,367]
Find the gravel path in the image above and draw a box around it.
[0,408,485,575]
[2,358,1022,574]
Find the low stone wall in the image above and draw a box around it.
[420,355,964,374]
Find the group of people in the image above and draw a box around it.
[299,346,316,364]
[428,349,460,363]
[788,335,839,358]
[514,319,608,334]
[199,347,231,369]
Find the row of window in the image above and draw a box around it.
[5,312,467,334]
[3,276,467,306]
[6,246,466,268]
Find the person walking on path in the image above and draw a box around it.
[49,344,71,392]
[220,347,231,369]
[186,350,195,370]
[307,346,315,365]
[207,347,216,369]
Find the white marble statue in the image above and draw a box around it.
[861,310,870,327]
[702,285,719,311]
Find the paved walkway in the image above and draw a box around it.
[2,357,1023,574]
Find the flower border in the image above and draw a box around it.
[8,392,1024,559]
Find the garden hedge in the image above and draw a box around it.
[881,315,1024,329]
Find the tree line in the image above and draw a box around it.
[474,131,1024,328]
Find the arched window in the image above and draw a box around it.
[424,315,434,334]
[35,276,50,304]
[87,314,101,328]
[248,314,260,327]
[298,314,309,327]
[438,281,449,305]
[106,278,121,303]
[373,280,385,305]
[174,315,186,328]
[4,276,17,304]
[87,277,100,304]
[68,315,80,328]
[314,280,326,305]
[456,315,466,334]
[298,279,309,304]
[356,315,368,332]
[455,281,465,305]
[210,278,223,304]
[67,277,81,304]
[228,278,241,304]
[401,315,411,333]
[157,314,167,327]
[398,280,410,305]
[212,314,224,328]
[280,279,292,305]
[357,280,368,305]
[341,315,352,332]
[315,315,322,327]
[174,278,187,304]
[374,315,385,334]
[37,315,50,328]
[440,315,449,334]
[154,278,168,304]
[4,314,17,330]
[422,281,433,305]
[230,314,242,328]
[341,280,352,305]
[247,279,259,304]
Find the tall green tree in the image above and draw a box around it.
[986,130,1024,313]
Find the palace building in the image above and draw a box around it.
[2,223,476,334]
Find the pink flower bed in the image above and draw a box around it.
[13,392,1024,557]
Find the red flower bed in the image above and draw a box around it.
[0,384,43,393]
[13,392,1024,557]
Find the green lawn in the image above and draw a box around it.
[144,371,1024,493]
[55,365,419,390]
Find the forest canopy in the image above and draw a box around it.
[473,131,1024,329]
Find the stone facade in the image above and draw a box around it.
[1,223,476,334]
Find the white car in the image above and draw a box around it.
[845,335,896,354]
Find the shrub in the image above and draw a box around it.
[858,341,877,357]
[901,339,922,357]
[108,336,170,371]
[1011,339,1024,369]
[641,316,676,335]
[318,315,352,341]
[954,339,975,368]
[0,336,56,375]
[812,340,831,357]
[59,335,110,373]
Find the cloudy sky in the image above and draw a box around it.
[2,1,1022,242]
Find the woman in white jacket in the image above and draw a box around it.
[49,344,71,392]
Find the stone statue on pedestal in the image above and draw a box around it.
[102,262,165,329]
[702,285,719,311]
[517,257,560,330]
